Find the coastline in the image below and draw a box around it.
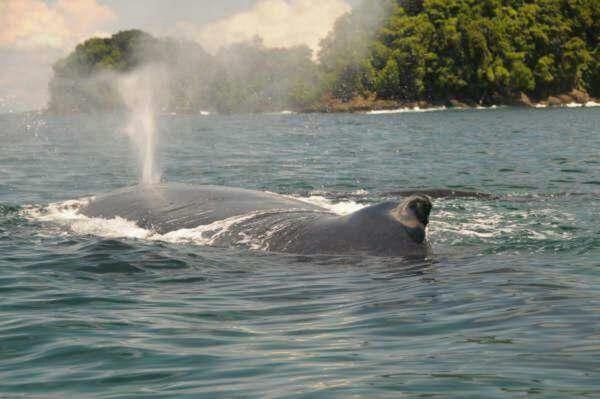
[9,90,599,117]
[301,89,600,114]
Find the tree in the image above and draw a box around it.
[324,0,599,104]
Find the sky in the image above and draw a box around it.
[0,0,361,112]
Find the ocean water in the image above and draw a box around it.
[1,108,599,398]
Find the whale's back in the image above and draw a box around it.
[82,183,328,233]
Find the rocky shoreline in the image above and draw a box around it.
[303,89,599,114]
[28,89,599,117]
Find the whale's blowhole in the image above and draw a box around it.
[393,195,433,229]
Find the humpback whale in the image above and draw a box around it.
[81,183,432,257]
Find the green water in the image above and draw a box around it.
[0,108,599,398]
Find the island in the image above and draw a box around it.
[48,0,599,114]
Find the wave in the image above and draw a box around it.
[22,199,252,244]
[0,204,20,216]
[565,102,583,108]
[287,195,366,215]
[474,105,501,110]
[534,101,599,108]
[365,102,599,113]
[366,106,447,115]
[428,199,581,256]
[22,198,150,239]
[262,110,296,115]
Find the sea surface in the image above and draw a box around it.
[1,107,599,398]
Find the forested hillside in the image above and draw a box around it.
[48,0,599,113]
[320,0,598,106]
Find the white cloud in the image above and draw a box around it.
[0,0,353,110]
[0,48,62,110]
[0,0,116,110]
[182,0,351,53]
[0,0,116,50]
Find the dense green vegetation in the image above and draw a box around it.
[318,0,394,101]
[320,0,598,104]
[49,0,599,113]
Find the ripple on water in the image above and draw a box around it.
[1,110,600,398]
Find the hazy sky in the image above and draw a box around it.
[0,0,361,112]
[102,0,361,31]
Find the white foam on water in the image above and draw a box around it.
[24,198,308,249]
[430,204,576,242]
[366,106,447,115]
[263,110,296,115]
[475,105,501,110]
[157,213,260,245]
[24,192,371,247]
[72,217,151,239]
[238,219,297,251]
[22,198,152,239]
[565,102,583,108]
[24,198,266,244]
[23,198,93,222]
[236,231,264,250]
[431,207,505,238]
[288,195,366,215]
[534,101,598,108]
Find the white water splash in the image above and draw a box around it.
[366,106,447,115]
[23,193,368,246]
[429,202,576,242]
[475,105,501,110]
[22,198,150,239]
[158,213,261,244]
[23,200,260,244]
[565,102,583,108]
[282,194,366,215]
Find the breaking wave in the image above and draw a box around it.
[366,106,447,115]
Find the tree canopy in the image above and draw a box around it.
[320,0,599,104]
[48,0,599,113]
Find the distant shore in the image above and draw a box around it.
[301,89,600,114]
[8,89,598,117]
